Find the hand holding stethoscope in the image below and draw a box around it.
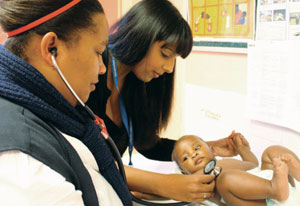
[50,49,221,205]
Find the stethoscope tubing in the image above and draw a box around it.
[51,55,188,206]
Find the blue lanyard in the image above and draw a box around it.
[110,54,134,166]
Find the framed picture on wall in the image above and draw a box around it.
[188,0,256,53]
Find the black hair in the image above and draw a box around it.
[109,0,192,65]
[0,0,104,58]
[109,0,193,149]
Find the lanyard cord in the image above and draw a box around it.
[110,54,134,166]
[109,55,187,205]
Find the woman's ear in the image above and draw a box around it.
[40,32,58,67]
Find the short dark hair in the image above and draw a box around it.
[109,0,193,150]
[172,135,205,172]
[0,0,104,58]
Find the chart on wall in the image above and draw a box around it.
[247,40,300,133]
[256,0,300,40]
[188,0,255,40]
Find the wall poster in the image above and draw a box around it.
[188,0,255,52]
[188,0,255,40]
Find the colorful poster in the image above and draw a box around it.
[188,0,255,39]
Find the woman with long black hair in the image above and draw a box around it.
[87,0,237,202]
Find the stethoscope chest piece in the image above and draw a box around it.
[203,159,222,177]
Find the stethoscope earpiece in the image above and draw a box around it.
[49,47,57,56]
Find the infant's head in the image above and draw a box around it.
[172,135,215,174]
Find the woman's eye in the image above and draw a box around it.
[161,51,170,58]
[195,145,200,150]
[96,52,102,57]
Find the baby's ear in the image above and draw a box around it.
[174,165,187,174]
[181,170,188,175]
[179,167,189,175]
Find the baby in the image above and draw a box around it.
[172,133,300,206]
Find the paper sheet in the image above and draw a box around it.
[256,0,300,40]
[247,40,300,133]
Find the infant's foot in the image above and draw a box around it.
[279,153,300,181]
[270,157,289,201]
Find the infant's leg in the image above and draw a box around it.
[216,171,266,206]
[216,160,289,206]
[216,170,266,205]
[270,157,289,201]
[279,153,300,181]
[261,145,300,181]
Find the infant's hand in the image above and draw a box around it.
[233,133,250,153]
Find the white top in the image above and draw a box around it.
[0,133,123,206]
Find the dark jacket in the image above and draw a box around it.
[0,97,99,206]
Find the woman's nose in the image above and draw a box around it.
[163,58,175,73]
[99,64,106,75]
[163,65,173,74]
[98,58,106,75]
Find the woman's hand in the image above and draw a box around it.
[126,164,215,203]
[207,130,238,157]
[157,171,216,203]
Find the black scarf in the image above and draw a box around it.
[0,45,132,206]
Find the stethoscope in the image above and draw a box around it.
[50,48,221,206]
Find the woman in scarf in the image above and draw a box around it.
[0,0,131,205]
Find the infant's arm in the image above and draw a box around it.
[233,133,258,166]
[216,158,257,171]
[216,133,259,171]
